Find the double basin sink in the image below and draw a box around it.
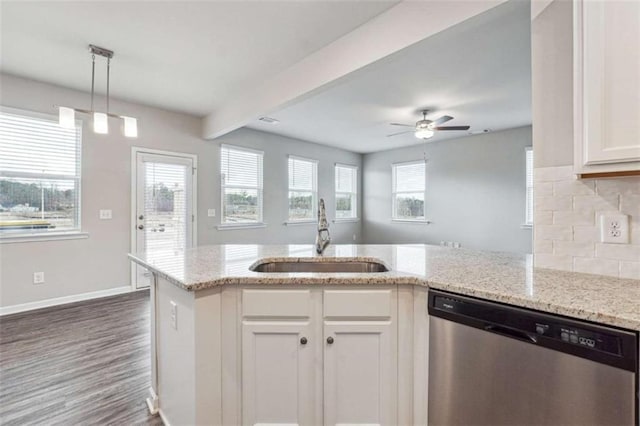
[250,258,389,273]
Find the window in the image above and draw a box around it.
[288,156,317,221]
[220,145,263,225]
[335,164,357,219]
[0,107,82,236]
[525,147,534,226]
[392,160,426,221]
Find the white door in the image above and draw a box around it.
[242,322,316,426]
[132,151,196,288]
[323,322,394,426]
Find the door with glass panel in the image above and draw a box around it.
[133,151,195,289]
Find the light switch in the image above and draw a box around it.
[99,209,113,220]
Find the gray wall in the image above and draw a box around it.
[531,0,573,167]
[0,74,361,308]
[362,126,532,254]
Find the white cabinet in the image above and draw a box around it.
[323,289,397,426]
[241,289,319,426]
[574,0,640,175]
[240,287,397,426]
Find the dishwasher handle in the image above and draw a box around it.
[485,324,537,344]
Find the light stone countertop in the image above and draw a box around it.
[128,244,640,331]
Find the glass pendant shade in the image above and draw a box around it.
[93,112,109,134]
[123,116,138,138]
[59,107,75,129]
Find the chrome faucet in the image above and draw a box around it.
[315,198,331,254]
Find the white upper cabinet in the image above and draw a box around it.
[574,0,640,174]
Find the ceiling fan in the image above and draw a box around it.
[387,110,470,139]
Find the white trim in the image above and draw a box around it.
[391,160,427,221]
[332,218,360,223]
[217,222,267,231]
[0,285,134,316]
[392,219,431,224]
[288,154,319,164]
[221,143,264,156]
[284,220,316,226]
[130,147,198,290]
[158,409,171,426]
[0,231,89,244]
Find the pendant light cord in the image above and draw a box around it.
[90,54,95,111]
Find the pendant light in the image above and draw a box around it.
[58,44,138,138]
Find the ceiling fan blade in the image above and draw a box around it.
[431,115,454,126]
[389,123,414,127]
[386,130,414,137]
[434,125,471,131]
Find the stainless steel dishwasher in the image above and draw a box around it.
[428,289,638,426]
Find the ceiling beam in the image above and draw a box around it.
[202,0,508,140]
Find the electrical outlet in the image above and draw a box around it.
[170,301,178,330]
[208,209,216,217]
[99,209,112,220]
[33,272,45,284]
[600,214,629,244]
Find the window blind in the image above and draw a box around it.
[392,161,426,221]
[288,156,317,221]
[525,148,534,226]
[220,145,263,224]
[335,164,357,219]
[0,107,82,234]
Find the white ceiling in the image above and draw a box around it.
[0,0,398,116]
[248,0,531,153]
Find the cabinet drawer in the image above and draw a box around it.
[324,289,392,319]
[242,289,311,318]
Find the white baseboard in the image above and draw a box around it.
[0,286,135,316]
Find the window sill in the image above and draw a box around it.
[0,231,89,244]
[284,220,316,226]
[332,218,360,223]
[521,224,533,229]
[392,219,432,224]
[216,223,267,231]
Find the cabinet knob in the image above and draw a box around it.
[300,337,308,345]
[326,336,334,344]
[137,224,144,230]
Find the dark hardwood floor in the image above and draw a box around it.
[0,290,162,426]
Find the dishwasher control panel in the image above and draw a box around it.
[429,290,637,372]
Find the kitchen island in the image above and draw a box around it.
[129,244,640,425]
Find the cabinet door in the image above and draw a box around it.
[322,289,397,426]
[241,289,317,426]
[575,0,640,171]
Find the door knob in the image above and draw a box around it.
[300,337,308,345]
[138,225,144,230]
[326,336,334,344]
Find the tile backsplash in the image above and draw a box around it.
[533,165,639,279]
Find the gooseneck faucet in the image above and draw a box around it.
[315,198,331,254]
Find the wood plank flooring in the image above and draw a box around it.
[0,290,163,426]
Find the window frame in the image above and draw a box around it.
[334,163,358,221]
[524,147,534,227]
[218,144,264,229]
[0,106,84,242]
[287,155,318,223]
[391,160,427,222]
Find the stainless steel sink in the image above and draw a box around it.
[250,259,389,273]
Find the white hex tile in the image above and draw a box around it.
[573,257,620,277]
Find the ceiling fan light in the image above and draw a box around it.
[93,112,109,134]
[415,128,434,139]
[123,116,138,138]
[59,107,75,129]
